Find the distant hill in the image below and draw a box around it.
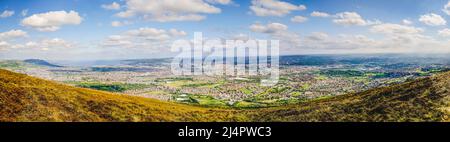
[121,58,172,66]
[24,59,63,67]
[0,69,449,122]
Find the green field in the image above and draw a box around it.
[74,82,150,92]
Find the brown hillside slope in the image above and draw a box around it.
[0,69,246,122]
[252,71,450,122]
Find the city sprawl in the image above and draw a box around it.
[1,54,449,108]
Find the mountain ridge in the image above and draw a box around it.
[24,59,63,68]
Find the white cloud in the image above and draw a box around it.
[310,11,330,17]
[111,21,132,27]
[101,35,133,47]
[438,28,450,37]
[289,23,447,53]
[111,21,123,27]
[0,41,10,49]
[126,27,187,41]
[291,16,308,23]
[402,19,413,25]
[116,0,223,22]
[337,35,377,47]
[21,9,28,16]
[0,37,74,51]
[168,29,188,37]
[206,0,233,5]
[40,38,73,48]
[102,27,187,48]
[306,32,329,41]
[232,33,251,40]
[145,14,206,22]
[21,11,83,32]
[302,33,380,50]
[253,21,449,54]
[250,0,306,17]
[249,22,301,49]
[23,38,73,49]
[102,2,121,10]
[443,1,450,15]
[419,13,446,26]
[370,23,423,35]
[333,12,368,26]
[297,31,450,54]
[250,22,288,33]
[366,23,439,52]
[0,30,28,40]
[0,10,14,18]
[0,30,28,50]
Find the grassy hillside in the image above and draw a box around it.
[250,71,450,122]
[1,69,449,122]
[0,69,246,122]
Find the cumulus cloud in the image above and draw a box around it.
[438,28,450,37]
[302,33,380,50]
[310,11,330,17]
[116,0,224,22]
[101,27,187,48]
[402,19,413,25]
[419,13,446,26]
[249,22,302,49]
[250,21,447,54]
[0,30,28,40]
[40,38,73,48]
[365,23,442,52]
[102,2,121,10]
[205,0,233,5]
[0,29,28,50]
[0,10,14,18]
[291,16,308,23]
[21,11,83,32]
[306,32,329,41]
[299,31,450,54]
[250,0,306,17]
[333,12,368,26]
[370,23,423,35]
[232,33,251,41]
[0,41,10,49]
[22,38,74,49]
[111,21,132,27]
[102,35,133,47]
[0,37,74,51]
[337,34,378,48]
[126,27,187,41]
[111,21,123,27]
[290,22,446,54]
[250,22,288,33]
[443,1,450,15]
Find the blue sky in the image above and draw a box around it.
[0,0,450,60]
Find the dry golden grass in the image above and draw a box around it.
[0,69,247,122]
[249,72,450,122]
